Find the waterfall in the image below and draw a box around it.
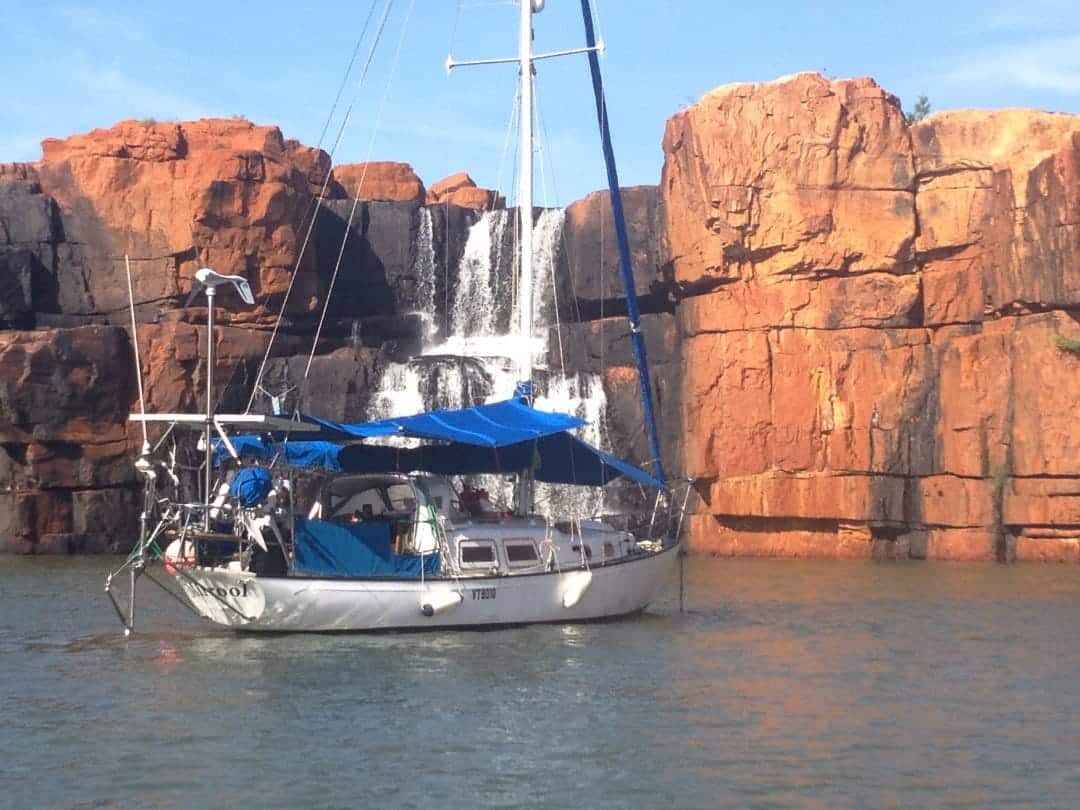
[448,209,509,343]
[413,207,437,326]
[369,362,425,419]
[367,204,613,519]
[531,208,565,328]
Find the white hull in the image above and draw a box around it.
[171,544,680,632]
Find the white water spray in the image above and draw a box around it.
[367,204,610,519]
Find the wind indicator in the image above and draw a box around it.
[188,267,255,306]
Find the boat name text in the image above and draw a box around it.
[194,581,252,599]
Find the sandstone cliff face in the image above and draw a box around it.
[0,120,424,551]
[5,74,1078,561]
[32,118,333,322]
[0,119,671,552]
[334,161,425,203]
[426,172,505,209]
[665,72,1080,561]
[0,326,136,552]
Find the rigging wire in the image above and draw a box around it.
[482,83,521,341]
[531,81,567,378]
[591,0,607,48]
[245,0,384,413]
[301,0,415,390]
[493,86,521,215]
[448,0,462,59]
[507,78,522,338]
[316,13,375,150]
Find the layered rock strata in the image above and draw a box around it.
[665,72,1080,561]
[4,73,1079,561]
[0,118,669,551]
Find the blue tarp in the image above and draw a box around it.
[214,436,344,471]
[292,518,441,578]
[215,433,661,488]
[305,398,585,445]
[336,432,662,487]
[212,399,663,488]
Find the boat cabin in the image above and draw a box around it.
[295,471,640,578]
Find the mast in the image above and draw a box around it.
[515,0,535,516]
[447,0,613,514]
[517,0,535,388]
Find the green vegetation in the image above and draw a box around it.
[137,118,157,127]
[1055,334,1080,356]
[904,95,931,126]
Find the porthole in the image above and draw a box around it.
[504,540,540,567]
[459,540,497,568]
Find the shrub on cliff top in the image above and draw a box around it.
[1055,334,1080,356]
[904,95,931,125]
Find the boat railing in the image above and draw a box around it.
[646,479,695,547]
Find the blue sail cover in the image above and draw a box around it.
[292,518,440,578]
[214,399,663,488]
[213,436,344,471]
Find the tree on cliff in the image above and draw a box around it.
[904,95,931,125]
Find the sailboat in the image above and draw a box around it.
[104,0,688,634]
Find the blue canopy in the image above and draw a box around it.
[335,431,661,487]
[214,399,663,488]
[304,398,585,445]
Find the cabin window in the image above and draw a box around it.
[603,542,616,559]
[504,540,540,567]
[386,483,416,513]
[571,544,593,560]
[459,540,497,567]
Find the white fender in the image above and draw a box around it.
[421,590,464,617]
[561,570,593,608]
[163,537,196,574]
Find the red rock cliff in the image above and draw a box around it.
[0,119,386,551]
[0,116,529,553]
[35,118,333,320]
[664,72,1080,561]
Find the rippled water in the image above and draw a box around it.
[3,556,1079,808]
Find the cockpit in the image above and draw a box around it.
[309,474,448,555]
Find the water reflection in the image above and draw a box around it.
[4,556,1080,808]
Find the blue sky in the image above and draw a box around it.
[3,0,1079,203]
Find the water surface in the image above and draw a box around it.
[2,556,1078,808]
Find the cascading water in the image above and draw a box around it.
[447,209,510,346]
[413,206,437,341]
[534,371,609,518]
[369,362,424,420]
[368,204,611,519]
